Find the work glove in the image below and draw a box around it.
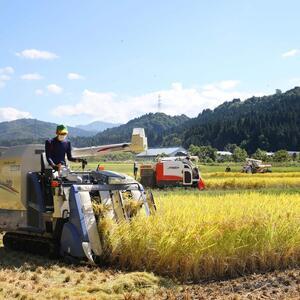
[77,158,87,164]
[52,165,60,171]
[78,158,88,170]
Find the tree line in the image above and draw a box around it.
[177,87,300,153]
[188,144,299,163]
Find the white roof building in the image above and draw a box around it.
[217,151,232,156]
[136,147,187,159]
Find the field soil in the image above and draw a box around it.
[0,237,299,299]
[155,269,300,300]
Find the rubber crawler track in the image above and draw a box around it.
[3,232,59,258]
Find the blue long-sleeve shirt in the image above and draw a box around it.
[45,137,77,166]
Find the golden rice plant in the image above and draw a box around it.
[205,172,300,178]
[204,177,300,189]
[109,192,300,282]
[92,191,145,259]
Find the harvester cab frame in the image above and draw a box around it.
[0,128,156,264]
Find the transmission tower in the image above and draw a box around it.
[157,94,162,112]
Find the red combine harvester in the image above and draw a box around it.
[140,157,205,189]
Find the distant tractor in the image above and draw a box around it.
[140,157,205,189]
[242,158,272,174]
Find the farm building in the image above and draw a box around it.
[217,151,232,156]
[266,151,299,157]
[136,146,187,160]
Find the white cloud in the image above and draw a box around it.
[21,73,43,80]
[47,84,63,94]
[0,75,10,81]
[289,78,300,87]
[67,73,84,80]
[0,66,14,88]
[0,107,31,122]
[16,49,58,60]
[282,49,299,58]
[35,89,44,95]
[203,80,240,91]
[52,80,264,123]
[218,80,240,90]
[0,66,14,74]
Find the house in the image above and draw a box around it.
[136,146,187,160]
[287,151,300,156]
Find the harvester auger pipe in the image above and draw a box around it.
[0,128,155,264]
[72,128,148,158]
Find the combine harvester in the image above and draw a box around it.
[0,128,156,263]
[242,158,272,174]
[140,156,205,189]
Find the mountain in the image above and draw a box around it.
[1,87,300,152]
[0,119,95,146]
[176,87,300,153]
[76,121,122,133]
[71,113,190,147]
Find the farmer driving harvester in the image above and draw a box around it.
[45,124,85,171]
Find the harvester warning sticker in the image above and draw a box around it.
[0,158,23,210]
[0,180,19,194]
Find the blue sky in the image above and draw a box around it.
[0,0,300,125]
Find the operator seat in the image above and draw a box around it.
[41,152,51,173]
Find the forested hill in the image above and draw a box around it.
[71,113,190,147]
[177,87,300,153]
[1,88,300,152]
[0,119,94,146]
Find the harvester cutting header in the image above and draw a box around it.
[0,127,155,264]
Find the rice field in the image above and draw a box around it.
[205,172,300,178]
[108,191,300,282]
[205,176,300,189]
[88,162,300,190]
[75,162,300,283]
[85,162,300,190]
[202,172,300,190]
[1,163,300,298]
[88,163,300,283]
